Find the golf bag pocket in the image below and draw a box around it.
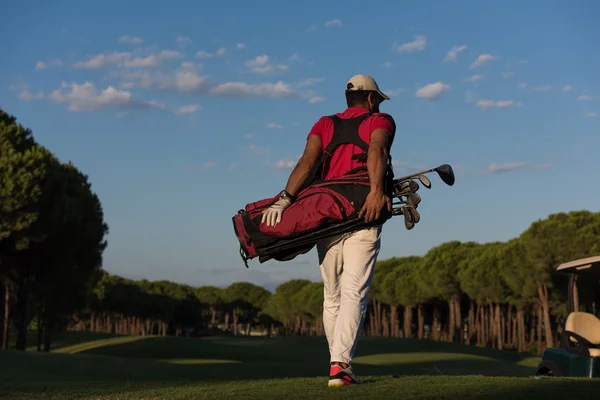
[233,180,371,261]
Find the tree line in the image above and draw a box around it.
[1,109,108,351]
[1,109,599,355]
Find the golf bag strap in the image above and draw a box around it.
[311,113,371,180]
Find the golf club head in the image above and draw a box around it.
[417,175,431,189]
[434,164,455,186]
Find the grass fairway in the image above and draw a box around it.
[1,332,599,399]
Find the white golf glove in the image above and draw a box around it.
[261,197,292,227]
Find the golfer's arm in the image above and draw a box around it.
[284,134,322,197]
[367,129,390,193]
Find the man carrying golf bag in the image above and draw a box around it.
[260,74,396,387]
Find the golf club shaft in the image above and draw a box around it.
[393,168,436,183]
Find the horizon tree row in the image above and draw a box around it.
[2,109,599,356]
[60,209,598,355]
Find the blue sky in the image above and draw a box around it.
[2,0,599,291]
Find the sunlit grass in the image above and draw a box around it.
[2,331,598,399]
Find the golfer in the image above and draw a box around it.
[261,74,396,387]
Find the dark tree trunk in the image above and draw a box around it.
[431,305,441,341]
[454,298,462,343]
[538,283,553,350]
[390,305,398,337]
[496,303,503,350]
[449,298,455,342]
[403,306,413,339]
[417,304,424,339]
[381,309,390,337]
[15,272,29,351]
[2,282,9,350]
[517,306,526,352]
[37,314,43,352]
[537,306,543,355]
[468,301,475,345]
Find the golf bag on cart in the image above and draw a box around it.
[232,114,455,267]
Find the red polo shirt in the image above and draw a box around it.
[307,107,396,180]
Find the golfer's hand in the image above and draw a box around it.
[261,197,292,227]
[359,190,392,223]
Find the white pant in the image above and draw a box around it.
[317,225,382,365]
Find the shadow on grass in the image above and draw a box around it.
[60,335,538,365]
[1,349,537,384]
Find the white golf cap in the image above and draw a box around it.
[346,74,390,101]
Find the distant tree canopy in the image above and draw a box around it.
[1,108,599,356]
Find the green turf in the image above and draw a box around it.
[1,332,599,399]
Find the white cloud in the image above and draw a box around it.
[391,160,427,172]
[127,68,206,93]
[175,104,201,114]
[121,65,309,100]
[179,62,198,70]
[415,82,450,101]
[500,71,514,79]
[288,53,302,62]
[470,54,496,68]
[382,62,392,68]
[578,94,594,101]
[267,123,283,129]
[517,82,528,89]
[210,81,295,98]
[73,50,180,70]
[534,163,555,170]
[443,45,467,62]
[73,51,131,69]
[324,19,342,28]
[466,74,483,82]
[586,112,597,117]
[19,90,44,101]
[244,133,255,139]
[48,81,158,112]
[475,99,517,109]
[483,162,527,174]
[563,84,573,92]
[275,158,298,169]
[236,43,246,49]
[393,35,427,53]
[309,96,325,104]
[124,50,181,68]
[245,55,288,74]
[384,88,405,97]
[228,163,243,170]
[195,51,214,58]
[247,144,269,157]
[118,35,143,44]
[295,77,325,88]
[307,25,317,32]
[176,36,192,44]
[37,60,62,70]
[196,48,226,58]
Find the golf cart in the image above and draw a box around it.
[536,256,600,378]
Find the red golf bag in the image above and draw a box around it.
[232,170,392,266]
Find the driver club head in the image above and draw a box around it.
[434,164,455,186]
[417,175,431,189]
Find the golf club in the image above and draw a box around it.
[418,175,431,189]
[394,164,455,186]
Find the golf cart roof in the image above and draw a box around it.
[556,256,600,273]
